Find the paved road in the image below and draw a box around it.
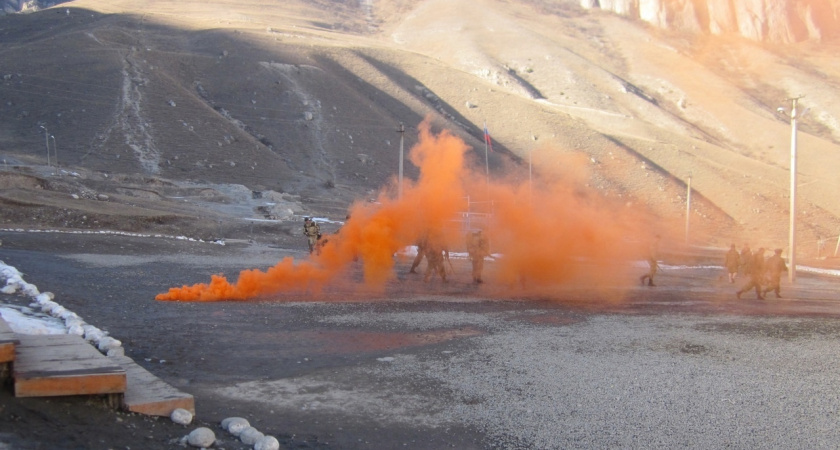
[2,231,840,449]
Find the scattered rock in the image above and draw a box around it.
[255,435,280,450]
[187,427,215,448]
[222,417,250,436]
[170,408,193,425]
[239,426,265,445]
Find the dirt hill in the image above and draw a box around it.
[1,0,839,256]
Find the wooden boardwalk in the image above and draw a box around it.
[0,314,194,416]
[0,315,18,364]
[13,333,127,397]
[112,354,195,416]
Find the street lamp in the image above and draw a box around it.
[50,135,57,167]
[39,125,50,166]
[778,96,805,283]
[397,123,405,200]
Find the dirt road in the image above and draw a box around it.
[2,230,840,449]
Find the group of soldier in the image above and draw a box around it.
[303,217,491,284]
[725,244,789,299]
[305,217,791,298]
[408,229,490,284]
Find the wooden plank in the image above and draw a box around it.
[0,314,18,364]
[111,355,195,416]
[13,334,126,397]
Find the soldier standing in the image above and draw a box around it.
[762,248,788,298]
[736,247,766,299]
[303,217,321,254]
[466,230,490,284]
[639,234,661,287]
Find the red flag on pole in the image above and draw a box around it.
[483,123,493,152]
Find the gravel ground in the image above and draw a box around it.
[2,230,840,449]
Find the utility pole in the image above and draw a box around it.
[685,173,692,245]
[779,96,804,283]
[397,123,405,200]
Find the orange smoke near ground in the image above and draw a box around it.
[156,119,663,302]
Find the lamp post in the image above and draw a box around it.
[779,96,804,283]
[397,123,405,200]
[50,135,57,167]
[39,125,50,166]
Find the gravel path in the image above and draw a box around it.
[2,230,840,449]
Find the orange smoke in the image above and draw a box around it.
[157,119,661,302]
[157,120,469,301]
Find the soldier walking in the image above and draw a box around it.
[409,234,428,274]
[736,247,766,299]
[303,217,321,254]
[724,244,740,283]
[762,248,788,298]
[739,244,752,278]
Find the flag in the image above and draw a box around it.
[483,123,494,152]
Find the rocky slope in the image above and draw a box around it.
[581,0,840,43]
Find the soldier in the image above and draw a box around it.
[739,244,752,277]
[724,244,740,283]
[639,234,661,287]
[409,234,428,274]
[303,217,321,254]
[762,248,788,298]
[466,230,490,284]
[423,236,448,283]
[736,247,766,299]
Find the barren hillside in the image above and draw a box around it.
[1,0,839,255]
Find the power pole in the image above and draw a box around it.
[787,97,802,283]
[685,173,692,245]
[397,123,405,200]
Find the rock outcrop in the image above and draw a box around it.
[580,0,840,43]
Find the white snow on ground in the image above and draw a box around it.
[0,228,225,245]
[0,305,65,335]
[0,259,123,355]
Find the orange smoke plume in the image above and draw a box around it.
[156,120,469,301]
[157,119,662,302]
